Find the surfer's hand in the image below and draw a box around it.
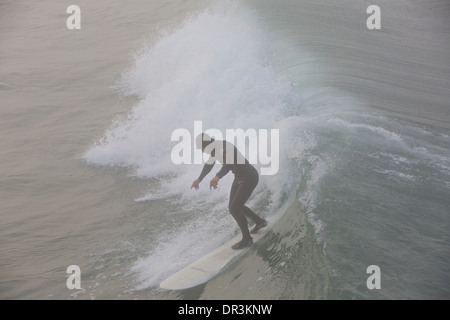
[210,176,219,190]
[191,179,200,190]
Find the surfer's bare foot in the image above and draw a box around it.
[250,219,268,234]
[231,238,253,250]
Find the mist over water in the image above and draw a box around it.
[84,6,325,289]
[1,0,449,299]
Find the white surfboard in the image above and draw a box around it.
[159,216,277,290]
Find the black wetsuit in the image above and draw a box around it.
[198,140,265,243]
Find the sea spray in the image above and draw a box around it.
[83,6,335,289]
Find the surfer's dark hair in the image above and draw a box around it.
[195,133,215,150]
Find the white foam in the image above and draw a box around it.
[327,118,406,146]
[298,155,332,240]
[84,7,295,181]
[130,213,234,289]
[374,168,416,181]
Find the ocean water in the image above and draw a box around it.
[1,0,449,300]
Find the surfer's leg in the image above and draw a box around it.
[242,206,264,224]
[229,181,251,239]
[229,180,254,248]
[242,206,268,234]
[238,167,267,233]
[242,206,264,225]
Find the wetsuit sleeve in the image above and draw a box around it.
[216,164,232,179]
[198,162,214,182]
[215,141,234,179]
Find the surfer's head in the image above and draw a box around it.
[195,133,215,152]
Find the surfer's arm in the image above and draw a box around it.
[198,161,215,182]
[208,165,230,189]
[216,164,232,179]
[214,142,233,179]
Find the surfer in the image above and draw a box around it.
[191,133,268,249]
